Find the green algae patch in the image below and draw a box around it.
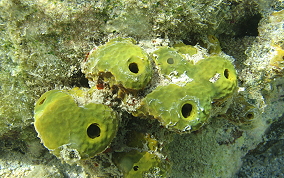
[82,38,153,90]
[34,90,118,162]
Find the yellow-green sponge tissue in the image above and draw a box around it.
[34,90,118,161]
[173,42,198,56]
[195,56,238,99]
[132,46,237,132]
[82,38,153,90]
[113,150,170,178]
[152,47,194,77]
[135,84,212,132]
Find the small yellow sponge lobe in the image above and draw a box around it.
[195,56,238,99]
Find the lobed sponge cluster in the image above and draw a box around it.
[134,47,237,131]
[34,37,237,175]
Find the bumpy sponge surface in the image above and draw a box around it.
[135,47,237,132]
[82,38,153,90]
[34,90,118,159]
[135,84,212,131]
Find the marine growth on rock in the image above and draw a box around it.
[34,37,237,176]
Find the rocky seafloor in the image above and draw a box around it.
[0,0,284,177]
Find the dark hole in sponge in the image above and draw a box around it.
[129,63,139,73]
[133,166,139,171]
[167,58,174,64]
[181,103,193,118]
[224,69,229,79]
[39,98,46,105]
[87,123,101,139]
[246,112,254,119]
